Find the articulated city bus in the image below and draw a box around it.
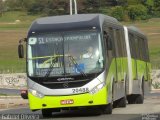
[18,14,151,117]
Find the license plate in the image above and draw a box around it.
[60,99,74,105]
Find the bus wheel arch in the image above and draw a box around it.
[113,75,127,108]
[136,76,144,104]
[127,76,145,104]
[101,77,115,114]
[141,76,145,95]
[119,75,127,107]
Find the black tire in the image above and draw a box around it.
[101,103,112,114]
[136,80,144,104]
[42,109,53,118]
[127,95,136,104]
[135,94,144,104]
[116,80,127,108]
[128,80,144,104]
[102,80,114,114]
[113,100,118,108]
[116,97,127,107]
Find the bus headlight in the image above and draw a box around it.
[28,89,44,98]
[89,82,105,95]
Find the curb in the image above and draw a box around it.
[0,107,28,112]
[0,87,22,90]
[150,89,160,93]
[0,96,21,99]
[151,89,160,91]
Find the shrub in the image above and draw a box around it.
[99,7,111,15]
[127,4,148,21]
[110,6,124,21]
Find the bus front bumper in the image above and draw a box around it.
[28,87,108,110]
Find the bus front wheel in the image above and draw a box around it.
[42,109,53,118]
[101,103,112,114]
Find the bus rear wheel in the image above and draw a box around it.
[135,94,144,104]
[128,94,144,104]
[127,80,144,104]
[136,80,144,104]
[116,96,127,107]
[127,95,136,104]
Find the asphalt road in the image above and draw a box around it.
[0,91,160,120]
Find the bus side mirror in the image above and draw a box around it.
[18,44,24,58]
[18,38,27,58]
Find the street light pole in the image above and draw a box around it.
[70,0,73,15]
[74,0,77,14]
[70,0,78,15]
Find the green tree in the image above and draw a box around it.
[83,0,100,13]
[117,0,128,6]
[127,4,148,21]
[110,6,124,21]
[27,0,47,14]
[127,0,142,5]
[141,0,154,15]
[5,0,20,10]
[154,0,160,10]
[17,0,36,10]
[154,0,160,16]
[27,0,69,16]
[0,0,4,17]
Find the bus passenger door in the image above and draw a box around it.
[106,27,118,83]
[105,27,118,101]
[113,29,124,83]
[113,28,126,100]
[104,31,114,67]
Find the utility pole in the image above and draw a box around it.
[74,0,77,14]
[70,0,73,15]
[70,0,78,15]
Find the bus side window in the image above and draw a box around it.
[129,33,136,59]
[104,32,112,50]
[114,29,124,57]
[139,37,145,61]
[145,39,150,62]
[104,31,113,64]
[140,37,148,61]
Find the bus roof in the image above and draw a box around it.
[28,14,118,35]
[35,14,118,24]
[128,26,146,37]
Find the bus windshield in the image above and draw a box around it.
[27,30,104,77]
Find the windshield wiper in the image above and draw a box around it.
[68,55,87,77]
[44,58,57,79]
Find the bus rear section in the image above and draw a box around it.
[124,26,151,104]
